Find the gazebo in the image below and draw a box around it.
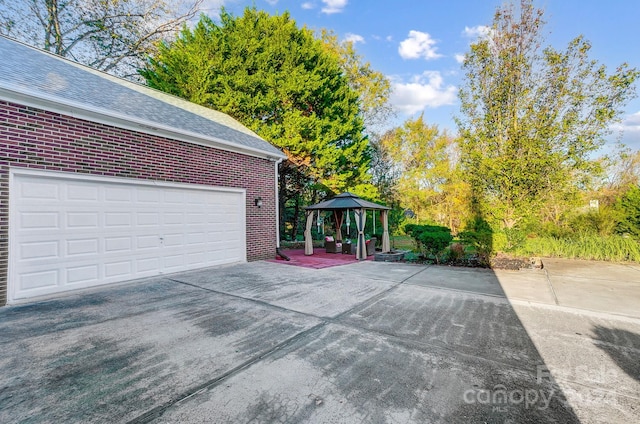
[304,192,391,260]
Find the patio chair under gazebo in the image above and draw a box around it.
[304,192,391,260]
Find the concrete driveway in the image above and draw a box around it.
[0,259,638,423]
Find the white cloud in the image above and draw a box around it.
[198,0,226,14]
[613,111,640,150]
[301,2,314,9]
[398,30,442,60]
[390,71,457,115]
[454,53,466,64]
[265,0,279,5]
[344,33,365,44]
[321,0,347,14]
[463,25,492,40]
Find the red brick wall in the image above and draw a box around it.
[0,100,278,305]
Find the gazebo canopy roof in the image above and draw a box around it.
[306,192,390,211]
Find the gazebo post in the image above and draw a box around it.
[372,210,376,235]
[304,210,314,255]
[382,209,391,252]
[355,208,367,260]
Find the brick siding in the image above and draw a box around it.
[0,100,278,305]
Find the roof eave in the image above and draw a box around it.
[0,85,287,161]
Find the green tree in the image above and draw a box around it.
[614,185,640,239]
[597,146,640,205]
[380,115,470,233]
[456,0,639,232]
[140,8,371,239]
[0,0,202,77]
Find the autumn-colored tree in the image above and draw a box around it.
[380,115,470,233]
[320,30,393,133]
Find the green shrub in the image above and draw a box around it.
[404,224,453,263]
[615,185,640,239]
[459,218,494,266]
[445,242,465,263]
[570,210,616,236]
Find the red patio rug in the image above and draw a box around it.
[268,248,371,269]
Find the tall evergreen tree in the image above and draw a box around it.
[141,8,372,239]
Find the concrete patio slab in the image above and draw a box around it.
[404,265,507,297]
[543,258,640,318]
[510,303,640,424]
[0,278,322,423]
[337,260,428,283]
[156,323,576,424]
[0,259,638,424]
[543,258,640,282]
[168,261,400,318]
[340,284,542,368]
[495,268,558,305]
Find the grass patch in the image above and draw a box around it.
[513,234,640,262]
[391,235,415,251]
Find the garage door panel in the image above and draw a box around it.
[104,261,132,278]
[67,184,99,201]
[137,212,160,226]
[67,238,100,256]
[105,212,132,227]
[135,187,162,206]
[136,235,161,249]
[163,212,184,225]
[10,171,246,302]
[67,265,99,285]
[104,236,132,252]
[20,270,59,291]
[164,190,185,203]
[105,186,132,202]
[186,212,206,224]
[20,240,59,260]
[18,179,59,199]
[164,254,185,269]
[20,212,59,229]
[66,211,99,228]
[186,232,206,245]
[163,233,184,247]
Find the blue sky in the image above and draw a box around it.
[203,0,640,151]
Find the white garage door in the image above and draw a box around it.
[9,169,246,302]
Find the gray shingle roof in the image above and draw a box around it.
[0,36,285,159]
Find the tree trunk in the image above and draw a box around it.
[278,162,287,242]
[290,195,301,241]
[44,0,63,54]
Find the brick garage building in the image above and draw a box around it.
[0,37,286,305]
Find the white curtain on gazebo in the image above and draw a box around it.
[333,210,344,241]
[382,209,390,252]
[354,208,367,260]
[304,210,314,255]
